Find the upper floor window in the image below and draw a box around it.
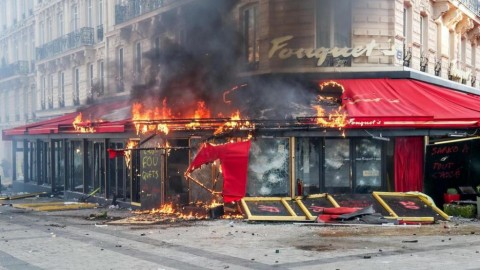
[403,5,413,67]
[135,42,142,76]
[58,72,65,107]
[420,14,428,72]
[316,0,352,67]
[98,0,104,26]
[74,68,80,105]
[47,17,52,42]
[48,74,53,109]
[71,4,79,31]
[87,0,93,27]
[98,61,104,95]
[241,3,259,70]
[39,21,45,45]
[41,76,46,110]
[117,48,124,92]
[57,13,64,37]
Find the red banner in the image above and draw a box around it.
[186,141,251,203]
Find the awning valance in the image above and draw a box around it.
[3,99,131,140]
[337,79,480,128]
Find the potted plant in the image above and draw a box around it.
[444,188,460,204]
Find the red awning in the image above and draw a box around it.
[336,79,480,128]
[3,99,131,139]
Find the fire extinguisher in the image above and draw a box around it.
[296,179,303,196]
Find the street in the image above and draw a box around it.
[1,200,480,270]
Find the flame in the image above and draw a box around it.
[185,101,212,129]
[311,80,348,129]
[214,110,253,135]
[72,113,96,133]
[313,105,348,129]
[132,99,171,135]
[124,140,138,169]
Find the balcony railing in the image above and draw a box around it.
[459,0,480,16]
[115,0,168,24]
[36,27,94,61]
[0,61,29,80]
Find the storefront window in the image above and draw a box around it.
[53,140,65,192]
[324,139,351,192]
[166,139,189,205]
[92,142,105,195]
[354,138,382,193]
[247,138,290,197]
[36,141,50,186]
[70,141,84,192]
[108,142,126,199]
[295,138,321,194]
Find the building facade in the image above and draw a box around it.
[2,0,480,209]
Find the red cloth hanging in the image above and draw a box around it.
[107,148,125,159]
[394,137,424,192]
[186,141,251,203]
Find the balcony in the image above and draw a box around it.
[458,0,480,16]
[0,61,29,80]
[115,0,167,24]
[36,27,95,61]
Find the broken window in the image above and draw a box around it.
[247,138,290,197]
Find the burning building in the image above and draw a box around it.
[3,0,480,211]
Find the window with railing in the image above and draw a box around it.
[115,0,166,24]
[36,27,94,61]
[459,0,479,16]
[0,61,29,80]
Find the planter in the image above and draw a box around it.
[443,204,476,218]
[444,193,460,204]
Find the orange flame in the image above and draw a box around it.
[72,113,96,133]
[124,140,138,169]
[186,101,212,129]
[214,110,253,135]
[313,105,347,129]
[311,80,348,129]
[132,99,171,135]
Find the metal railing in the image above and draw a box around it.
[36,27,95,61]
[115,0,168,24]
[458,0,480,16]
[0,61,29,80]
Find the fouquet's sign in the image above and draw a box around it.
[268,36,377,66]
